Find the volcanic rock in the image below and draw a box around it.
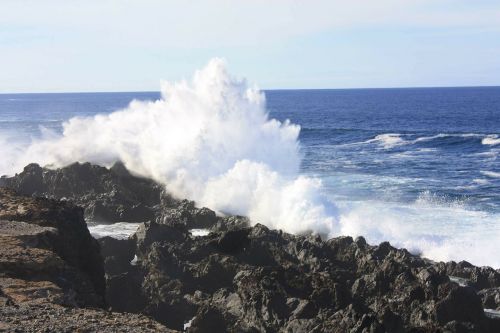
[100,218,500,332]
[1,162,166,223]
[0,187,104,307]
[0,188,175,332]
[3,163,500,332]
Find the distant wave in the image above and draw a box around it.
[481,170,500,178]
[414,133,483,142]
[365,133,407,148]
[482,134,500,146]
[472,178,490,185]
[358,132,499,149]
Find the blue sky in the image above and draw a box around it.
[1,0,500,92]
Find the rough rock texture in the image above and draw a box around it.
[0,162,167,223]
[1,163,250,232]
[0,188,175,332]
[434,261,500,313]
[4,163,500,332]
[0,303,175,333]
[99,219,500,332]
[0,187,105,307]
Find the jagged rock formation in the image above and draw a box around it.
[1,162,251,231]
[0,187,105,307]
[101,218,500,332]
[2,163,500,332]
[0,188,175,332]
[0,162,168,223]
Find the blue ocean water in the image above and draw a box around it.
[265,88,500,214]
[1,88,499,265]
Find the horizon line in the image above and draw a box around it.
[1,84,500,95]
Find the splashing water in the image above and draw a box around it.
[7,59,337,236]
[1,59,499,267]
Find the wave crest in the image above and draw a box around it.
[482,135,500,146]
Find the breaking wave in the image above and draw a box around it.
[1,59,498,267]
[358,132,499,149]
[482,135,500,146]
[4,59,337,237]
[337,195,500,267]
[365,133,407,148]
[481,170,500,178]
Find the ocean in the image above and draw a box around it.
[0,87,499,267]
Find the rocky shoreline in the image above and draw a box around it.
[1,163,499,332]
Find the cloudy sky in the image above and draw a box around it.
[2,0,500,92]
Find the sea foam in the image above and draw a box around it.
[2,59,499,267]
[482,135,500,146]
[7,58,337,237]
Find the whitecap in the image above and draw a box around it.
[480,170,500,178]
[365,133,407,149]
[414,133,486,143]
[472,178,489,185]
[482,134,500,146]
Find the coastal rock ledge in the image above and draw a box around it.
[0,187,175,332]
[1,163,500,332]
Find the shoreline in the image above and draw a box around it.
[1,162,500,331]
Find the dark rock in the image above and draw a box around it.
[435,261,500,290]
[187,307,227,332]
[156,199,219,230]
[216,228,250,253]
[1,162,165,223]
[0,188,173,332]
[0,188,105,307]
[291,300,317,319]
[98,236,136,275]
[106,270,146,313]
[478,288,500,310]
[210,215,250,232]
[4,163,500,332]
[133,221,188,255]
[103,214,498,332]
[435,285,484,325]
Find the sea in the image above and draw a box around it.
[0,87,499,267]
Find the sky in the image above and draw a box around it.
[1,0,500,93]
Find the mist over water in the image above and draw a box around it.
[1,60,499,267]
